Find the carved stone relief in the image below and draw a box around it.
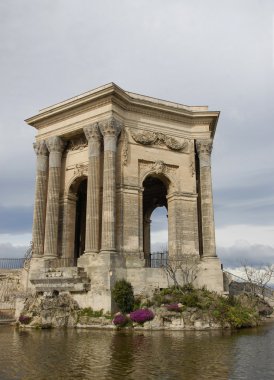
[139,160,178,190]
[120,128,129,166]
[67,135,88,151]
[131,130,189,152]
[74,163,88,176]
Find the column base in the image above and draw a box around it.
[100,249,117,255]
[83,250,99,255]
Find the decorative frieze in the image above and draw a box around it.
[131,130,189,152]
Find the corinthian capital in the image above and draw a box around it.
[196,139,213,156]
[46,136,66,153]
[99,116,122,138]
[83,123,101,141]
[33,140,48,156]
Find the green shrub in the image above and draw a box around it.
[78,307,103,318]
[112,279,135,313]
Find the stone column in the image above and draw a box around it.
[32,141,49,257]
[196,139,217,257]
[99,117,122,253]
[143,215,151,263]
[44,136,66,258]
[83,123,101,254]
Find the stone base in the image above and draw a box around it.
[77,252,126,313]
[28,254,224,313]
[194,256,224,293]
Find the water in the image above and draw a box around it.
[0,324,274,380]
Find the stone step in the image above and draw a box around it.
[30,266,91,293]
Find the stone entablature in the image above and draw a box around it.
[26,83,223,312]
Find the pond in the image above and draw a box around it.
[0,323,274,380]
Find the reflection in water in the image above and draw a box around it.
[0,324,274,380]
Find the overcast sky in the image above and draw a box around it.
[0,0,273,271]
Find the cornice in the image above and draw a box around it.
[25,82,220,137]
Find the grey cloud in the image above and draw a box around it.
[0,243,27,259]
[0,205,33,234]
[0,1,273,251]
[218,243,274,269]
[214,169,274,227]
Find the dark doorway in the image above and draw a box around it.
[143,176,168,267]
[74,179,87,261]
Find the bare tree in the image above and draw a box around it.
[163,250,200,288]
[242,262,274,299]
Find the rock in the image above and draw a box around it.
[19,292,79,328]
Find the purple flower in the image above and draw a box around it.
[130,309,154,324]
[166,303,182,312]
[19,315,31,325]
[113,313,128,326]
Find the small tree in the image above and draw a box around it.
[112,279,135,313]
[163,251,200,288]
[242,262,274,299]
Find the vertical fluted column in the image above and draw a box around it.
[99,117,122,253]
[84,123,101,254]
[143,216,151,261]
[44,136,66,258]
[196,139,217,257]
[32,141,49,257]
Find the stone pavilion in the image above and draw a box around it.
[26,83,224,311]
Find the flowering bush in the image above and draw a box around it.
[112,313,128,326]
[130,308,154,324]
[166,303,183,312]
[19,315,31,325]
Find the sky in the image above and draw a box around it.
[0,0,274,274]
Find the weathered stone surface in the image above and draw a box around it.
[26,83,224,312]
[19,293,79,328]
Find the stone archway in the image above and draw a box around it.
[61,175,87,264]
[142,175,169,266]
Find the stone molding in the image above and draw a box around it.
[167,191,198,201]
[131,129,189,152]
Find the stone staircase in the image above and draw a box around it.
[30,266,90,293]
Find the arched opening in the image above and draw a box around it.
[143,175,169,267]
[73,178,87,261]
